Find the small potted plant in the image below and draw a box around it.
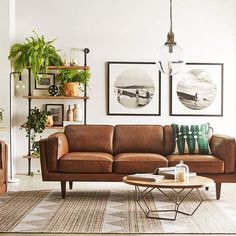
[8,31,63,80]
[21,107,52,157]
[57,69,91,96]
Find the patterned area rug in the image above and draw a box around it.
[0,188,236,233]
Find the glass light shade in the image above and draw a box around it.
[175,160,189,182]
[156,43,185,75]
[15,80,26,91]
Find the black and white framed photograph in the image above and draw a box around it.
[45,104,64,126]
[170,63,223,116]
[108,62,161,116]
[35,73,55,90]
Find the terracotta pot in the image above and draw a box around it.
[63,82,80,96]
[45,115,54,127]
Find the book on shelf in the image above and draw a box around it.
[126,173,164,182]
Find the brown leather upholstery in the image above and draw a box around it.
[114,125,164,155]
[167,155,224,174]
[39,124,236,200]
[47,132,69,172]
[114,153,168,173]
[210,134,236,173]
[0,141,7,195]
[58,152,113,173]
[65,125,114,153]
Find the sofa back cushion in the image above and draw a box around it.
[114,125,164,155]
[164,125,213,156]
[65,125,114,154]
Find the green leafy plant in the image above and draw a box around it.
[8,31,63,79]
[57,69,91,93]
[21,107,51,157]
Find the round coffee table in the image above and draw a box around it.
[123,175,214,221]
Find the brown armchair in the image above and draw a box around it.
[0,140,7,195]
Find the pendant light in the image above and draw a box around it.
[156,0,185,75]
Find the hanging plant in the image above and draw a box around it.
[8,31,63,79]
[21,107,51,157]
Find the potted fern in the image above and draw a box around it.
[8,31,63,80]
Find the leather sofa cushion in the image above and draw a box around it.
[65,125,114,153]
[114,153,168,174]
[0,170,4,185]
[114,125,164,155]
[58,152,113,173]
[167,154,224,174]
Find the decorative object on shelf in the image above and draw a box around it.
[48,85,59,96]
[0,108,3,121]
[45,115,54,127]
[8,31,63,80]
[20,107,51,157]
[60,50,70,66]
[57,69,91,96]
[46,104,64,126]
[170,63,223,116]
[15,74,26,92]
[70,48,79,66]
[108,62,161,116]
[66,105,73,121]
[156,0,185,75]
[72,104,82,121]
[175,160,189,182]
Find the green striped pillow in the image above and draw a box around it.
[171,123,211,154]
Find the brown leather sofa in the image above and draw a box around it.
[39,125,236,199]
[0,141,8,195]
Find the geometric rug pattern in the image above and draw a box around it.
[0,188,236,233]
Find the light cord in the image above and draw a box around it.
[170,0,173,32]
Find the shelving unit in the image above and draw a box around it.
[23,48,90,175]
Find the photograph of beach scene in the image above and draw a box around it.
[176,69,217,110]
[113,69,155,109]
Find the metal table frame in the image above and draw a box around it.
[135,185,204,221]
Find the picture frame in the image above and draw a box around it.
[35,73,55,90]
[108,62,161,116]
[45,104,64,126]
[170,63,223,116]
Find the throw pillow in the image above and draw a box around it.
[171,123,211,154]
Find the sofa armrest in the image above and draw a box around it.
[210,134,236,173]
[40,132,69,172]
[0,141,8,182]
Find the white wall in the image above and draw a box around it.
[13,0,236,173]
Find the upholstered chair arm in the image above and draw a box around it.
[210,134,236,173]
[39,132,69,172]
[0,141,8,181]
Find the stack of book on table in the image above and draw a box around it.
[126,173,164,182]
[154,167,196,179]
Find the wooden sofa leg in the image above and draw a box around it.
[61,181,66,199]
[69,181,73,190]
[216,183,221,200]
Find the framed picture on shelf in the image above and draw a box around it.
[45,104,64,126]
[35,73,55,90]
[107,62,161,116]
[170,63,223,116]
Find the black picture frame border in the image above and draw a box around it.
[170,62,224,117]
[107,61,161,116]
[45,104,64,126]
[35,73,56,90]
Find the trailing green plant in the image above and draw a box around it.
[8,31,63,79]
[57,69,91,94]
[21,107,51,157]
